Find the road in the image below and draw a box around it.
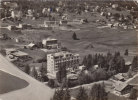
[0,54,54,100]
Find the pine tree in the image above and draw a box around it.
[52,89,64,100]
[31,66,38,79]
[76,86,88,100]
[89,84,107,100]
[39,63,47,76]
[72,32,78,40]
[131,56,138,71]
[63,88,71,100]
[124,49,128,56]
[82,56,87,66]
[24,64,30,74]
[56,64,67,83]
[129,88,137,99]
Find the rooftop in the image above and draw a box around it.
[43,37,57,41]
[12,51,28,57]
[114,73,124,80]
[114,81,129,92]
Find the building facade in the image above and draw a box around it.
[47,51,79,74]
[42,38,60,49]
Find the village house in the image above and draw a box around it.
[0,33,8,40]
[5,48,17,55]
[11,10,23,20]
[113,73,125,82]
[47,51,80,74]
[67,19,86,25]
[26,43,37,49]
[114,81,133,95]
[26,9,34,19]
[7,25,18,30]
[3,2,18,9]
[112,4,119,9]
[17,23,32,29]
[67,74,78,81]
[42,38,60,50]
[43,21,60,29]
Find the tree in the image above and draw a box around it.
[39,63,47,76]
[24,64,30,74]
[82,56,87,66]
[0,49,6,56]
[72,32,78,40]
[129,88,137,99]
[56,64,67,83]
[52,89,64,100]
[76,86,88,100]
[89,84,107,100]
[51,88,71,100]
[131,56,138,71]
[31,66,38,79]
[48,79,55,88]
[124,49,128,56]
[63,88,71,100]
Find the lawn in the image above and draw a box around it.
[0,70,29,94]
[0,10,137,62]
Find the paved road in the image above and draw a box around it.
[0,54,54,100]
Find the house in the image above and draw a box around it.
[113,73,125,81]
[3,2,18,9]
[12,51,28,58]
[67,74,78,81]
[15,37,23,43]
[5,48,17,55]
[0,33,8,40]
[79,65,86,71]
[7,25,18,30]
[71,97,77,100]
[112,4,119,9]
[17,23,32,29]
[11,10,23,20]
[67,19,86,25]
[27,43,37,49]
[42,38,60,49]
[47,51,79,74]
[26,9,34,19]
[43,21,60,28]
[93,65,99,70]
[114,81,133,95]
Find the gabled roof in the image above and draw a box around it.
[114,81,129,92]
[114,73,124,80]
[28,43,36,47]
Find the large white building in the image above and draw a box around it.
[47,51,79,74]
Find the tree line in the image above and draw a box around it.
[51,83,107,100]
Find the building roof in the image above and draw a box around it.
[114,73,124,80]
[12,51,28,57]
[114,81,129,92]
[49,51,79,58]
[67,74,78,80]
[125,61,132,66]
[43,37,57,41]
[28,43,36,47]
[5,48,17,53]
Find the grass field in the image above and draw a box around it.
[0,10,137,62]
[0,70,29,94]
